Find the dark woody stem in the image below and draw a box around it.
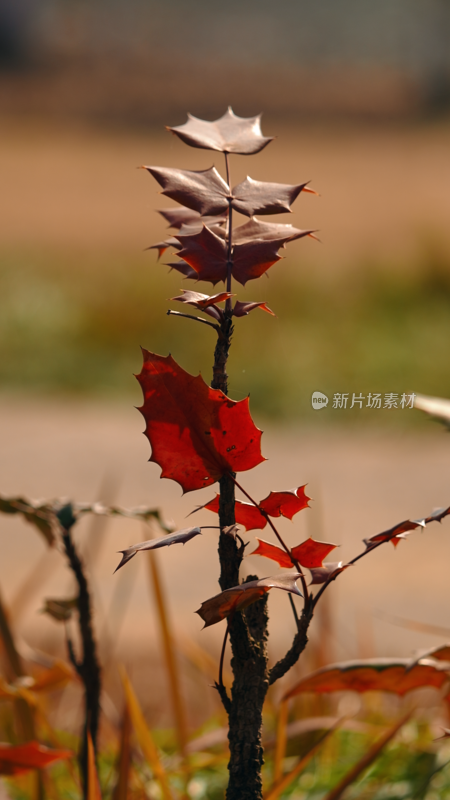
[224,153,233,315]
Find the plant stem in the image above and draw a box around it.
[167,309,220,332]
[59,508,101,799]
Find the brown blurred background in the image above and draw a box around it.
[1,0,450,735]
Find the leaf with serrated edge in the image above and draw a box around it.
[259,486,310,520]
[170,290,233,309]
[231,177,309,217]
[196,571,303,628]
[144,166,230,217]
[282,657,449,700]
[115,527,202,572]
[233,217,315,245]
[364,519,425,548]
[192,494,266,531]
[291,538,338,568]
[166,260,198,280]
[233,301,275,317]
[158,208,228,229]
[250,539,293,568]
[137,351,265,492]
[167,108,274,155]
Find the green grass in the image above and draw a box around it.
[2,244,450,423]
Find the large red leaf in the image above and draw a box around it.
[137,351,265,493]
[283,658,449,701]
[0,742,73,775]
[196,571,303,628]
[259,486,310,520]
[167,108,274,155]
[291,537,338,568]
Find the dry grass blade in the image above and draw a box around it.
[147,547,188,759]
[120,666,174,800]
[273,699,289,784]
[87,731,102,800]
[321,711,412,800]
[265,720,342,800]
[112,707,131,800]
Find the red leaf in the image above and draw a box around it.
[166,260,198,280]
[196,571,303,627]
[259,486,310,520]
[250,538,294,568]
[0,741,73,775]
[283,658,449,701]
[167,108,274,155]
[137,351,265,493]
[170,289,233,309]
[364,519,425,548]
[199,494,267,531]
[291,537,338,568]
[309,562,351,585]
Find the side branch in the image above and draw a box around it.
[269,599,314,686]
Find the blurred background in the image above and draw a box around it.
[1,0,450,741]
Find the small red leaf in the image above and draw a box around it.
[250,538,294,569]
[259,486,310,520]
[196,571,303,627]
[291,537,338,568]
[364,519,425,548]
[0,742,73,775]
[137,351,265,492]
[196,494,266,531]
[309,562,351,585]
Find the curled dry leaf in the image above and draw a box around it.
[309,562,351,585]
[167,107,274,155]
[233,301,275,317]
[364,519,425,549]
[137,350,265,492]
[170,290,233,309]
[115,527,202,573]
[0,742,73,775]
[282,657,450,701]
[42,597,78,623]
[196,571,303,628]
[414,393,450,428]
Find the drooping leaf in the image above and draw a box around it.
[146,166,311,219]
[0,496,57,546]
[175,225,285,286]
[291,537,338,568]
[137,350,264,492]
[233,217,316,245]
[192,494,266,531]
[41,597,78,622]
[233,301,275,317]
[114,527,202,573]
[196,571,303,628]
[167,108,274,155]
[0,741,73,775]
[259,486,310,520]
[170,290,233,309]
[250,539,294,569]
[364,519,426,548]
[425,506,450,524]
[309,562,351,585]
[283,657,450,701]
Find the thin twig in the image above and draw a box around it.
[228,474,309,602]
[167,309,220,332]
[215,619,231,713]
[312,539,386,608]
[288,594,300,632]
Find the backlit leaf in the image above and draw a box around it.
[196,571,303,628]
[0,742,73,775]
[259,486,310,520]
[114,527,202,573]
[250,539,293,569]
[291,538,338,568]
[283,657,449,700]
[137,351,264,492]
[193,494,266,531]
[364,519,426,548]
[167,108,274,155]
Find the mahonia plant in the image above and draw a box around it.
[117,109,450,800]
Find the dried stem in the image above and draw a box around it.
[167,309,220,332]
[215,619,231,713]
